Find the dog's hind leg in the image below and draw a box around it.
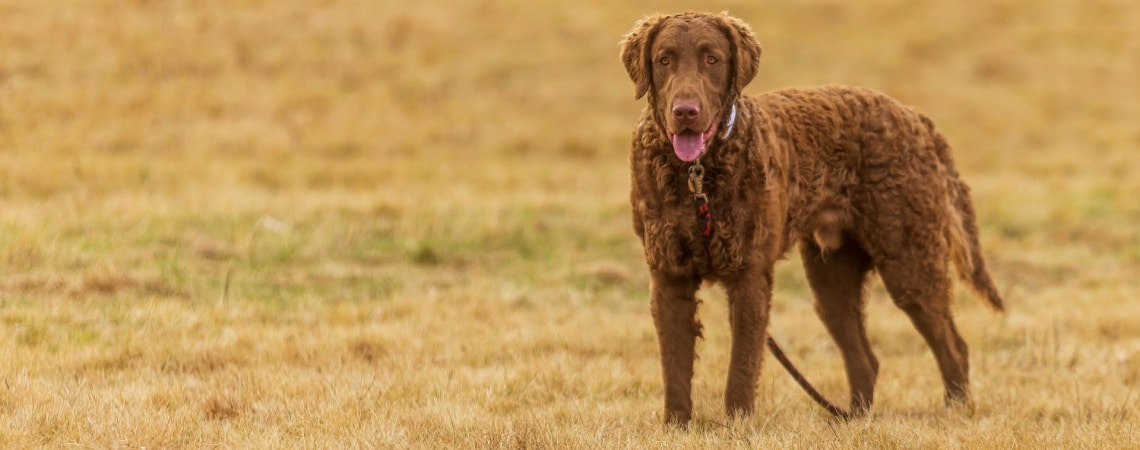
[800,238,878,414]
[877,254,972,407]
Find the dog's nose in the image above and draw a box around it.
[672,102,700,122]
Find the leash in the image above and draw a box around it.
[687,158,851,420]
[765,336,851,419]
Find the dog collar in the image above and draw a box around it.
[719,103,737,140]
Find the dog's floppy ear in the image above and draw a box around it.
[620,14,667,100]
[716,12,762,99]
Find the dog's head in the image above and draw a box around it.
[620,12,761,161]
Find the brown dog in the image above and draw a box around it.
[620,12,1004,426]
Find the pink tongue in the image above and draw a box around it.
[672,131,705,161]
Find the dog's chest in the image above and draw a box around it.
[638,189,749,278]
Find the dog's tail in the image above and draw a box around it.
[933,129,1005,312]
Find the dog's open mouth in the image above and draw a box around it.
[668,116,719,162]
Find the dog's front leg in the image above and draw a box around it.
[722,265,773,417]
[649,272,701,426]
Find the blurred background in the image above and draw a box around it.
[2,0,1137,301]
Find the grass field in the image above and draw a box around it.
[2,0,1139,447]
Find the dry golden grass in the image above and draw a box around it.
[1,0,1139,447]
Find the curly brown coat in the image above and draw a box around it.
[621,12,1003,426]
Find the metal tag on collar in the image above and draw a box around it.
[687,158,705,195]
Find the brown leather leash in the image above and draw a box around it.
[688,158,851,420]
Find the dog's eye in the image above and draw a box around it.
[658,56,670,66]
[706,55,719,65]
